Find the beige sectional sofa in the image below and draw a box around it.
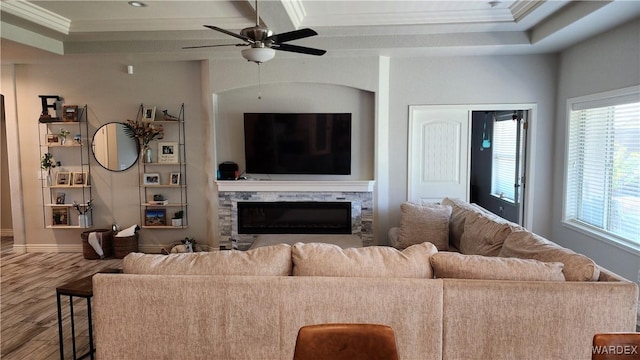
[93,198,638,360]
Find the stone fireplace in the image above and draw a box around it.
[216,181,375,249]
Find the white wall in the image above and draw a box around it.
[388,54,558,237]
[1,94,13,235]
[6,61,211,251]
[552,19,640,283]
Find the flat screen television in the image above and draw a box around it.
[244,113,352,175]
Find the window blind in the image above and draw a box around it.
[491,118,518,201]
[566,98,640,245]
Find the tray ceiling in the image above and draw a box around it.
[2,0,639,64]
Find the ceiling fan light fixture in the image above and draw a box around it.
[241,47,275,63]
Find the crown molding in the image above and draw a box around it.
[0,0,70,34]
[304,9,515,28]
[69,17,251,33]
[0,22,64,54]
[510,0,546,22]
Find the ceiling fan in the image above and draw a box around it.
[183,0,326,63]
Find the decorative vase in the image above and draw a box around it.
[172,218,183,227]
[46,171,52,187]
[143,146,153,163]
[78,214,91,228]
[60,137,66,146]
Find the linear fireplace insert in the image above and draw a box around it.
[237,201,352,234]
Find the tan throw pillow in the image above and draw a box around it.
[459,212,519,256]
[398,202,452,250]
[292,242,438,278]
[430,252,565,281]
[123,244,292,276]
[442,198,477,250]
[498,231,600,281]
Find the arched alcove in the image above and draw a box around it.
[215,82,375,180]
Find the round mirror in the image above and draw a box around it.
[92,122,139,171]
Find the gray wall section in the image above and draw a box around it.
[1,95,13,234]
[552,19,640,284]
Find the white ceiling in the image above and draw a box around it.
[2,0,640,64]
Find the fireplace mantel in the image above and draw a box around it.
[215,180,375,192]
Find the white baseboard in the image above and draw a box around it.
[24,244,83,253]
[11,244,210,254]
[1,229,14,237]
[11,244,27,254]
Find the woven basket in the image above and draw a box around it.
[113,234,139,259]
[81,229,113,260]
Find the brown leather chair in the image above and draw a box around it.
[293,323,399,360]
[592,333,640,360]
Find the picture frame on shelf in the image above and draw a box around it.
[72,171,88,186]
[143,173,160,185]
[52,207,69,226]
[46,134,60,145]
[169,172,180,186]
[144,208,166,226]
[142,107,156,121]
[56,172,71,186]
[158,142,178,164]
[55,192,66,204]
[62,105,79,122]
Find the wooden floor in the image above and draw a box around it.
[1,236,122,359]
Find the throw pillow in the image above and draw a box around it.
[430,252,565,281]
[458,212,520,256]
[442,197,478,250]
[292,242,438,278]
[498,231,600,281]
[398,202,452,250]
[123,244,292,276]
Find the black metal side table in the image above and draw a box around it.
[56,268,121,360]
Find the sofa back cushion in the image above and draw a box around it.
[292,242,438,278]
[442,197,475,250]
[498,231,600,281]
[397,202,452,250]
[430,252,565,281]
[459,212,521,256]
[123,244,292,276]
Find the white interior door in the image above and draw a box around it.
[408,106,470,204]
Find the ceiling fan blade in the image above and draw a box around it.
[274,43,326,56]
[203,25,252,43]
[268,28,318,43]
[182,44,248,49]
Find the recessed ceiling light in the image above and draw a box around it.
[128,1,147,7]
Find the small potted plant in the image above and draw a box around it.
[59,128,70,145]
[40,152,57,186]
[172,210,184,227]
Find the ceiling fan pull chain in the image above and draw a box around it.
[257,63,263,100]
